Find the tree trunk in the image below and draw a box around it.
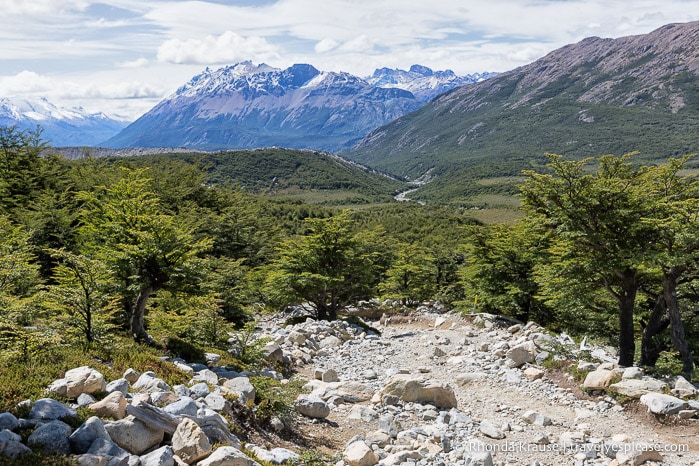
[639,294,670,367]
[663,268,694,375]
[617,269,637,367]
[130,285,154,343]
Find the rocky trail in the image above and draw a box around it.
[281,312,699,466]
[1,310,698,466]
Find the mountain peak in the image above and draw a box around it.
[0,96,127,146]
[103,61,495,152]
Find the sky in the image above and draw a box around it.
[2,0,699,121]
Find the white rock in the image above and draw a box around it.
[295,395,330,419]
[640,392,689,415]
[521,410,552,426]
[104,415,164,455]
[196,446,261,466]
[344,440,378,466]
[172,417,213,465]
[64,366,107,398]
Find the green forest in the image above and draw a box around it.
[0,126,697,415]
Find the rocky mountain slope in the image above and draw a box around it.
[0,97,127,147]
[102,62,491,152]
[344,21,699,203]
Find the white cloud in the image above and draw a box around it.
[0,0,88,17]
[156,31,280,65]
[118,57,150,68]
[338,35,377,53]
[315,38,339,53]
[0,71,55,94]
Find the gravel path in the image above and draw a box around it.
[298,314,699,466]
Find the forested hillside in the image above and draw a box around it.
[0,126,696,442]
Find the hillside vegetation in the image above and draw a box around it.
[97,147,407,205]
[345,21,699,205]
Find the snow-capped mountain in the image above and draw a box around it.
[0,97,128,147]
[103,61,493,152]
[366,65,497,102]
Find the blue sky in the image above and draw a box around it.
[2,0,699,120]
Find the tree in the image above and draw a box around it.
[78,168,211,342]
[380,242,436,306]
[459,221,552,323]
[0,216,40,324]
[40,249,117,344]
[265,211,382,320]
[0,126,69,216]
[638,158,699,374]
[521,154,656,366]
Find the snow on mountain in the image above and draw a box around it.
[0,97,128,147]
[103,62,494,152]
[366,64,498,102]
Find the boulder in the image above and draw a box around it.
[670,375,699,398]
[106,378,130,396]
[89,391,128,420]
[140,445,175,466]
[505,341,538,368]
[204,393,231,413]
[261,343,284,364]
[189,382,211,399]
[196,446,261,466]
[582,369,618,390]
[380,375,458,408]
[344,440,378,466]
[172,418,212,465]
[86,437,130,460]
[123,368,140,384]
[245,444,299,464]
[29,398,77,420]
[64,366,107,398]
[521,410,552,426]
[163,396,199,417]
[479,420,505,439]
[104,415,165,455]
[0,440,32,459]
[334,381,374,403]
[76,393,97,407]
[640,393,689,415]
[0,413,18,431]
[608,378,669,398]
[295,395,331,419]
[0,430,21,443]
[132,371,170,393]
[69,416,111,454]
[27,420,72,455]
[615,445,663,465]
[221,377,255,404]
[523,367,545,381]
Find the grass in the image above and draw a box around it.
[0,336,192,413]
[467,207,522,225]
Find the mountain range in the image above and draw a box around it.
[0,97,127,147]
[344,21,699,204]
[102,62,491,152]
